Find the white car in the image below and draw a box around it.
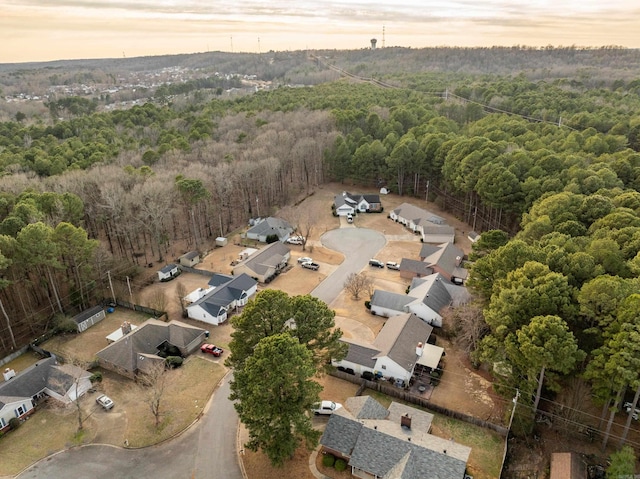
[624,402,639,420]
[312,400,343,416]
[286,236,304,245]
[386,261,400,270]
[298,256,313,264]
[96,394,114,410]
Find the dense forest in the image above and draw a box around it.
[1,46,640,445]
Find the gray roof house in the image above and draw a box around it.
[186,273,258,326]
[232,241,290,283]
[320,396,471,479]
[0,356,92,431]
[245,217,293,243]
[334,192,383,216]
[420,242,468,283]
[390,202,455,243]
[96,319,206,379]
[370,272,470,327]
[333,313,442,383]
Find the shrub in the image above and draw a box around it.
[322,454,336,467]
[165,356,184,368]
[266,234,279,244]
[335,459,347,471]
[53,314,78,334]
[9,417,21,430]
[90,371,103,383]
[364,300,371,309]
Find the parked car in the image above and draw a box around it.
[624,402,640,420]
[200,344,224,357]
[386,261,400,270]
[369,259,384,268]
[346,213,353,223]
[301,261,319,271]
[298,256,313,264]
[286,236,305,245]
[312,400,343,416]
[96,394,114,410]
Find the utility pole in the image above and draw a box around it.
[425,180,430,202]
[472,205,478,232]
[508,389,520,436]
[107,270,116,303]
[126,276,133,304]
[256,196,260,217]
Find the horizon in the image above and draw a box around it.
[2,0,639,64]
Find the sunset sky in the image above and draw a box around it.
[1,0,639,63]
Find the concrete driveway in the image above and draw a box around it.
[311,227,386,305]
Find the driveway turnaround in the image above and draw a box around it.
[17,373,242,479]
[312,227,386,304]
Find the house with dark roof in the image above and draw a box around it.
[0,356,92,431]
[370,273,470,327]
[420,242,468,284]
[333,192,382,216]
[320,395,471,479]
[157,263,180,282]
[333,313,444,384]
[232,241,290,283]
[390,202,455,244]
[245,217,294,243]
[72,305,105,333]
[186,273,258,326]
[95,319,206,379]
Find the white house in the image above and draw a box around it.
[390,202,455,244]
[0,356,92,432]
[332,313,443,384]
[157,263,180,282]
[333,192,383,216]
[186,273,258,326]
[370,273,471,327]
[232,242,290,283]
[245,217,293,243]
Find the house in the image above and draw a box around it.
[157,263,180,282]
[0,356,92,432]
[178,251,200,267]
[390,202,455,244]
[333,312,444,384]
[72,305,105,333]
[186,273,258,326]
[550,452,587,479]
[420,242,468,284]
[245,217,293,243]
[95,319,206,379]
[232,241,290,283]
[320,396,471,479]
[333,192,383,216]
[370,272,471,327]
[399,258,434,280]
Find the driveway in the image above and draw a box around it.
[311,227,386,305]
[17,373,242,479]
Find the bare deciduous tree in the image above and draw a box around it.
[440,303,488,355]
[146,290,167,312]
[138,360,168,429]
[175,282,187,318]
[344,272,373,300]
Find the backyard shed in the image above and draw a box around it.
[158,263,180,282]
[215,237,228,247]
[179,251,200,267]
[72,305,106,333]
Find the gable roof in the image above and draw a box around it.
[96,319,205,374]
[321,397,470,479]
[345,395,389,420]
[370,289,414,312]
[191,273,257,314]
[246,217,292,239]
[239,242,290,276]
[393,203,446,225]
[422,243,468,280]
[0,356,91,408]
[339,338,380,369]
[180,251,199,260]
[408,273,456,313]
[399,258,434,276]
[334,192,381,208]
[72,305,104,324]
[159,263,178,274]
[373,313,433,371]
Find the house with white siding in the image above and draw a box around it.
[390,202,455,244]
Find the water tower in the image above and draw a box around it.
[370,38,377,50]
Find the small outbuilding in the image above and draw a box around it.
[179,251,200,267]
[72,305,106,333]
[215,237,228,247]
[158,263,180,282]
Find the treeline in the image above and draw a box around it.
[0,62,639,445]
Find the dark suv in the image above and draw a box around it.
[369,259,384,268]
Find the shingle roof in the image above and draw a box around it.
[72,305,104,324]
[345,396,389,420]
[96,319,205,374]
[180,251,199,260]
[423,243,468,280]
[393,203,446,226]
[370,290,413,312]
[399,259,433,276]
[207,273,234,287]
[246,217,292,240]
[321,396,470,479]
[192,273,257,313]
[408,274,455,314]
[340,339,380,369]
[240,242,290,276]
[373,313,433,372]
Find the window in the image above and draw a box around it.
[381,365,386,370]
[15,404,26,417]
[0,417,6,428]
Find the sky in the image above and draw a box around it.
[1,0,639,63]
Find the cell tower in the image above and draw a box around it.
[382,25,385,48]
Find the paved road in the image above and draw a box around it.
[311,227,386,304]
[17,373,242,479]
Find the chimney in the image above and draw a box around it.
[455,256,462,266]
[416,342,424,357]
[401,413,412,429]
[121,321,132,335]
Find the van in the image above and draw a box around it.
[369,259,384,268]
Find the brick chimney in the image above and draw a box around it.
[401,413,412,429]
[416,342,424,357]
